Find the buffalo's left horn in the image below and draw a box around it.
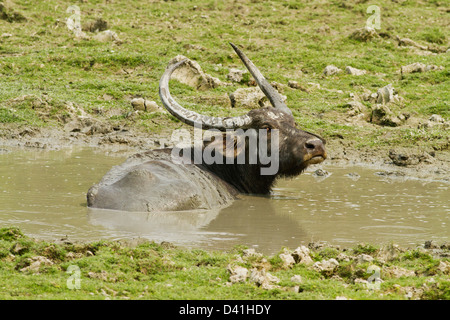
[229,42,292,116]
[159,59,252,130]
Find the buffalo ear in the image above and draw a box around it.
[203,132,245,160]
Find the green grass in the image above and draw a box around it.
[0,0,448,151]
[1,227,449,300]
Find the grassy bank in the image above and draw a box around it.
[0,0,448,150]
[0,227,449,300]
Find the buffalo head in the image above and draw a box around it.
[159,43,327,194]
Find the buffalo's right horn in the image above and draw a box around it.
[229,42,292,116]
[159,59,252,130]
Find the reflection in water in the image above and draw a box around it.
[88,207,223,245]
[89,196,308,254]
[0,147,449,255]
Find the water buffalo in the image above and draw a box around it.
[87,43,327,212]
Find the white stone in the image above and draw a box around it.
[345,66,367,76]
[323,65,342,76]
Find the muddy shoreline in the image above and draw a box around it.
[1,122,448,183]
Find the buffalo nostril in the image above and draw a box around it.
[305,139,324,152]
[304,139,327,161]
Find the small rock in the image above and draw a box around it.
[388,149,434,166]
[20,256,53,273]
[242,248,262,258]
[346,100,366,116]
[316,25,331,34]
[312,169,332,181]
[93,30,121,43]
[401,62,426,74]
[335,296,352,300]
[368,92,378,101]
[102,93,114,101]
[312,258,339,274]
[279,250,295,268]
[288,285,301,293]
[355,254,374,264]
[229,87,283,109]
[227,68,247,83]
[376,84,395,104]
[88,271,109,281]
[345,66,367,76]
[11,242,28,254]
[345,172,360,181]
[389,149,414,166]
[336,253,352,262]
[169,55,226,90]
[377,244,403,262]
[396,36,428,51]
[400,62,443,75]
[394,284,424,300]
[323,65,342,76]
[384,266,415,278]
[249,270,265,286]
[227,265,248,283]
[424,240,440,249]
[425,64,444,72]
[65,101,89,119]
[266,272,280,284]
[371,104,402,127]
[144,100,162,112]
[375,170,406,177]
[0,3,27,22]
[288,80,300,89]
[354,278,369,285]
[292,246,314,265]
[249,268,280,289]
[290,275,303,283]
[270,81,285,93]
[131,98,145,111]
[235,254,245,263]
[437,261,450,275]
[418,116,449,130]
[183,43,206,51]
[82,18,108,32]
[288,80,309,92]
[307,82,321,90]
[350,26,379,42]
[429,114,445,123]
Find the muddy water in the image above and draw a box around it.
[0,147,448,254]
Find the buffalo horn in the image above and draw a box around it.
[229,42,292,116]
[159,59,252,130]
